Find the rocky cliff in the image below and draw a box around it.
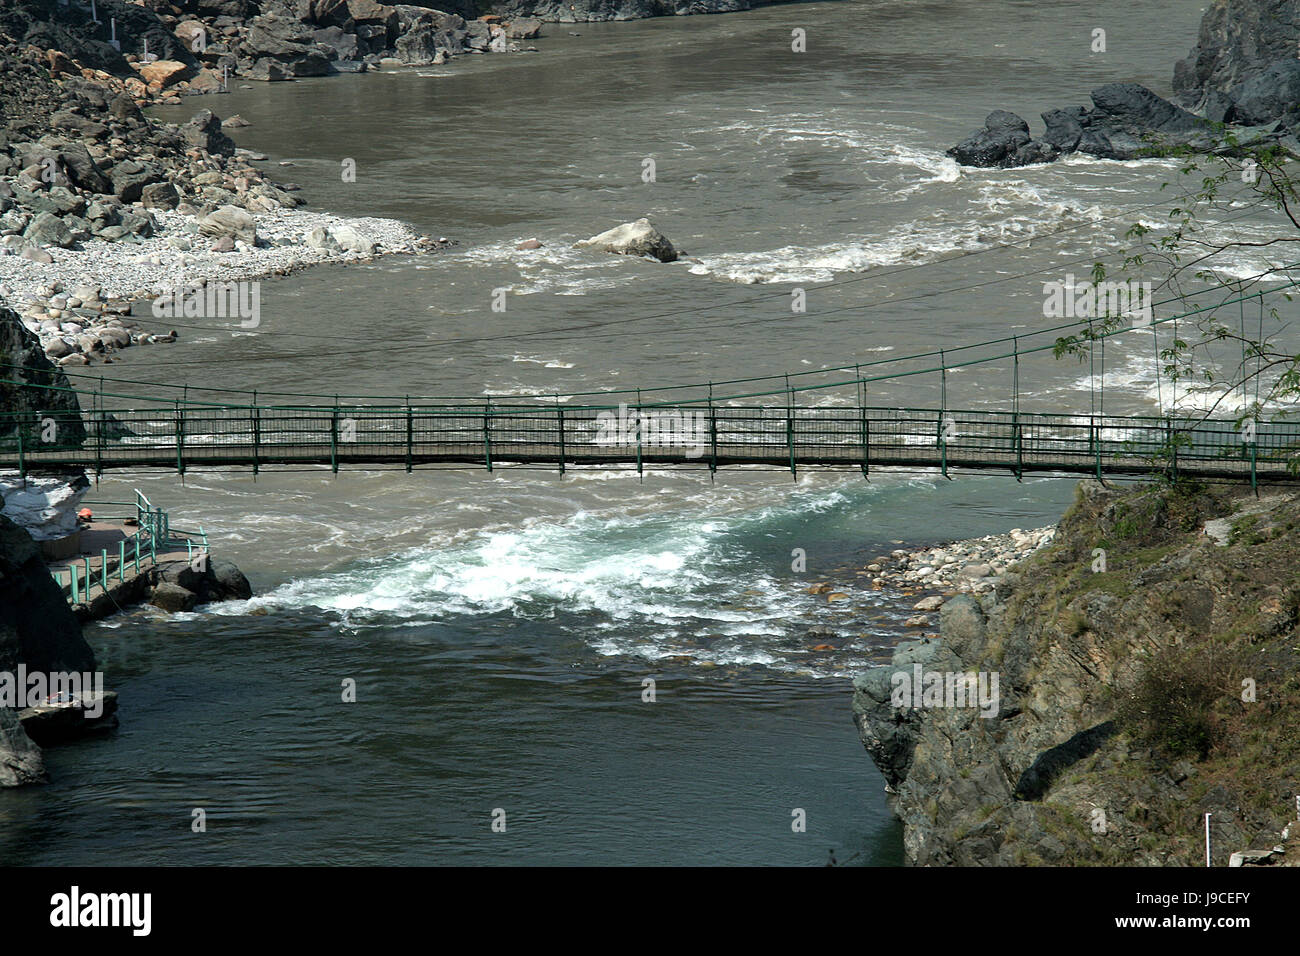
[1173,0,1300,123]
[0,514,99,787]
[0,305,85,448]
[854,480,1300,865]
[0,515,95,678]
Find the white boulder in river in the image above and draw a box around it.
[575,218,678,262]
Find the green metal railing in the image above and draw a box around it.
[6,403,1299,483]
[4,274,1298,485]
[48,489,208,604]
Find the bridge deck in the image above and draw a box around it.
[2,404,1297,481]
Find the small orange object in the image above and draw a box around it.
[77,508,93,521]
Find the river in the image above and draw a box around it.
[1,0,1234,864]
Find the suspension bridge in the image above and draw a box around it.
[3,280,1299,486]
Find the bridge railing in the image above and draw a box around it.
[3,403,1299,481]
[46,489,208,605]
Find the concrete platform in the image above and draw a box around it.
[45,519,195,621]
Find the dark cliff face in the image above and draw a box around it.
[0,515,95,788]
[0,307,86,449]
[0,515,95,677]
[854,480,1300,866]
[1174,0,1300,98]
[1173,0,1300,123]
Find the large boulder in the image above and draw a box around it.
[306,0,357,28]
[947,111,1049,168]
[198,205,258,244]
[243,14,333,76]
[347,0,400,38]
[23,212,75,249]
[505,18,543,40]
[150,581,197,613]
[394,24,440,64]
[1088,82,1203,136]
[330,224,375,255]
[313,25,359,60]
[149,557,253,605]
[136,59,192,91]
[575,218,678,262]
[1041,106,1087,153]
[180,109,237,156]
[210,558,253,600]
[56,142,112,195]
[141,182,181,210]
[109,160,163,203]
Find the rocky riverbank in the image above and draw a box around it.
[1,1,543,102]
[4,209,438,369]
[0,19,449,368]
[947,1,1300,168]
[805,524,1057,639]
[852,479,1300,866]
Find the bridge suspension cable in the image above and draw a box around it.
[7,266,1298,412]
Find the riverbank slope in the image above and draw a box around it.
[854,478,1300,866]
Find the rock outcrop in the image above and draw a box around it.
[854,480,1300,865]
[0,306,86,449]
[1173,0,1300,126]
[948,84,1216,169]
[575,218,678,262]
[0,515,96,679]
[949,1,1300,167]
[0,706,45,787]
[147,557,253,613]
[0,514,100,787]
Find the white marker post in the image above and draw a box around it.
[1205,813,1212,867]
